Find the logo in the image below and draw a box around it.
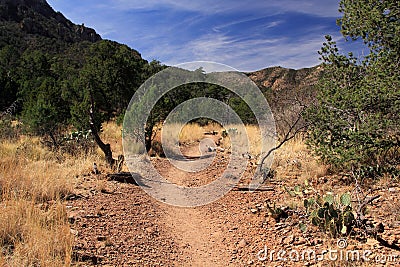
[122,61,276,207]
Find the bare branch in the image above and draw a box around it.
[258,107,310,175]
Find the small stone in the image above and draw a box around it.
[97,236,107,241]
[68,216,76,224]
[68,210,82,224]
[283,235,294,245]
[250,209,258,214]
[85,214,98,219]
[70,229,79,236]
[238,238,247,248]
[247,260,254,265]
[388,188,396,193]
[366,238,380,247]
[145,227,155,234]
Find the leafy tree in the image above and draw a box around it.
[66,40,150,165]
[69,41,147,128]
[306,0,399,176]
[0,69,18,112]
[18,51,70,146]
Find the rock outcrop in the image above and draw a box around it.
[247,65,323,92]
[0,0,101,43]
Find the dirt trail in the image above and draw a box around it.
[159,139,231,266]
[162,205,227,266]
[69,131,238,266]
[68,127,400,266]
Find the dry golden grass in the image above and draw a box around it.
[0,159,73,202]
[178,123,207,144]
[159,123,323,174]
[201,123,262,156]
[267,136,328,184]
[159,123,328,184]
[243,124,262,156]
[0,200,72,266]
[0,135,103,266]
[156,122,329,182]
[157,122,207,146]
[202,122,223,133]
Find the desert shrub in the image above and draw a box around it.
[306,0,400,177]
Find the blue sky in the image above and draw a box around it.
[46,0,365,71]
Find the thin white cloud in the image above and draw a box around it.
[144,31,332,71]
[112,0,340,17]
[212,17,283,33]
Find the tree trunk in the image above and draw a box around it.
[89,91,115,167]
[145,122,154,153]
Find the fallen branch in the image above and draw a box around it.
[233,185,275,192]
[107,172,138,185]
[376,236,400,251]
[356,195,380,221]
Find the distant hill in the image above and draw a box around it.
[0,0,101,52]
[245,66,323,135]
[247,65,323,93]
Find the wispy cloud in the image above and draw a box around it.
[46,0,365,71]
[111,0,341,17]
[147,32,326,71]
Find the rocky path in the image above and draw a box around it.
[68,140,239,266]
[150,139,233,266]
[68,138,400,266]
[162,205,229,266]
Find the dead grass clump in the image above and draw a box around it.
[0,137,79,266]
[160,123,206,146]
[211,124,262,156]
[202,122,223,133]
[0,200,72,266]
[0,157,74,203]
[12,138,50,162]
[272,137,328,183]
[244,124,262,156]
[99,121,123,156]
[0,121,125,266]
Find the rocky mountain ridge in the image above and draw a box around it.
[0,0,101,47]
[247,65,323,92]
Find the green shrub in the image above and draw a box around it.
[306,0,400,178]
